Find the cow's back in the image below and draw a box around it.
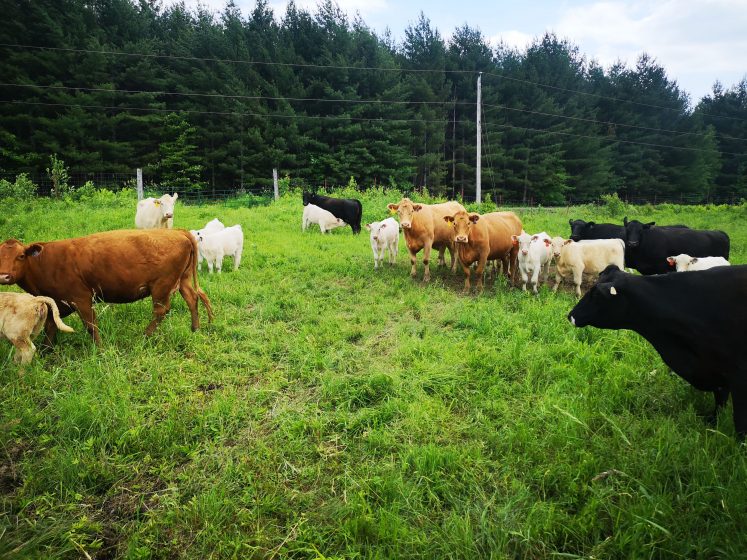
[23,229,195,304]
[482,213,515,258]
[407,201,464,249]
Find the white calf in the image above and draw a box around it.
[550,236,566,262]
[135,193,178,229]
[190,219,225,271]
[366,218,399,268]
[513,231,552,293]
[197,225,244,273]
[302,204,346,234]
[553,239,626,297]
[667,254,730,272]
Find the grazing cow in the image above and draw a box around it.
[366,218,399,269]
[569,219,625,242]
[135,193,179,229]
[191,219,225,271]
[302,204,346,234]
[553,239,625,297]
[196,225,244,273]
[387,198,465,282]
[623,217,729,275]
[302,192,363,234]
[0,230,214,346]
[513,232,552,294]
[443,211,520,293]
[1,292,74,364]
[568,264,747,437]
[667,254,730,272]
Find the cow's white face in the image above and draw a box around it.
[668,254,691,271]
[514,233,533,256]
[157,193,178,220]
[551,237,566,259]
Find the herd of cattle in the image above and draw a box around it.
[0,191,745,437]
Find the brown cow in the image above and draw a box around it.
[386,198,465,282]
[444,210,522,293]
[0,229,214,345]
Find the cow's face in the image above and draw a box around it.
[302,191,312,206]
[569,219,593,242]
[444,211,478,244]
[0,239,42,285]
[366,221,385,243]
[387,198,421,230]
[623,217,654,248]
[551,236,566,259]
[513,232,534,256]
[158,193,178,220]
[568,265,628,328]
[667,254,691,271]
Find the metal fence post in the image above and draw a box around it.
[273,168,279,201]
[136,168,143,200]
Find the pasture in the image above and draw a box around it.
[1,190,746,559]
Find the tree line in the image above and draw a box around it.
[0,0,745,204]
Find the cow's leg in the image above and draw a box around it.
[233,249,242,271]
[178,277,200,332]
[11,337,36,365]
[531,267,541,294]
[475,254,488,294]
[146,283,175,336]
[448,244,458,273]
[409,248,419,279]
[573,267,583,297]
[461,260,472,293]
[207,259,214,274]
[707,386,731,425]
[216,250,224,274]
[75,299,101,345]
[730,381,747,439]
[437,247,446,268]
[422,242,433,282]
[391,239,398,264]
[553,270,563,293]
[520,266,528,291]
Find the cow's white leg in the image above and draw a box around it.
[553,270,562,293]
[208,259,214,274]
[573,267,583,297]
[531,267,541,294]
[520,266,528,291]
[233,249,242,271]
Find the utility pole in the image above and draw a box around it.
[476,72,482,204]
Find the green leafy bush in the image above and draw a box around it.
[0,173,37,199]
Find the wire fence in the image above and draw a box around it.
[1,171,744,207]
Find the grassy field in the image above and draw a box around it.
[1,190,746,559]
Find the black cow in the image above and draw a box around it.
[303,192,363,234]
[569,219,625,242]
[568,264,747,437]
[623,217,729,275]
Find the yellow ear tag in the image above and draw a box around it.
[389,208,397,215]
[154,200,161,206]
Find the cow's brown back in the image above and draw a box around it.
[404,201,465,252]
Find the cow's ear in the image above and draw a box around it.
[154,200,161,206]
[623,216,628,226]
[587,221,595,227]
[173,193,178,199]
[563,239,572,245]
[379,223,386,229]
[667,257,675,266]
[387,203,399,213]
[531,235,538,240]
[412,204,423,212]
[569,219,574,226]
[544,238,551,246]
[690,257,698,264]
[25,244,43,258]
[469,213,480,223]
[365,223,372,231]
[645,221,655,228]
[443,215,454,223]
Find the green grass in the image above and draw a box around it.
[1,191,747,559]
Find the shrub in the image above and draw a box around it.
[0,173,37,199]
[601,192,626,217]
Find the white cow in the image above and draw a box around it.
[302,204,346,234]
[190,219,225,271]
[197,224,244,273]
[513,231,552,293]
[365,218,399,268]
[667,254,730,272]
[135,193,179,229]
[553,238,626,297]
[550,236,566,262]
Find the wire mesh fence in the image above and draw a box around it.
[1,171,744,207]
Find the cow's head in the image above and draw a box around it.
[512,232,533,256]
[667,254,691,271]
[157,193,178,221]
[623,217,654,248]
[387,198,422,230]
[0,239,43,285]
[568,264,629,328]
[302,191,314,206]
[366,221,386,242]
[569,219,594,242]
[551,236,566,259]
[443,211,479,244]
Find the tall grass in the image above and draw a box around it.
[1,191,746,559]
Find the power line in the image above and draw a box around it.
[5,98,744,157]
[2,42,744,123]
[4,81,744,144]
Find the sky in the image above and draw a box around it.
[167,0,747,103]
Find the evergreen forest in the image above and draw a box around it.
[1,0,746,203]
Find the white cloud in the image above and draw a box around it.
[487,30,535,52]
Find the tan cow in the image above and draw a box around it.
[443,211,522,293]
[0,229,214,346]
[387,197,465,282]
[0,292,74,364]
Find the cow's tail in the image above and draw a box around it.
[36,296,75,333]
[187,231,215,323]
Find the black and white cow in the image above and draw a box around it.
[568,264,747,437]
[302,192,363,234]
[623,218,729,275]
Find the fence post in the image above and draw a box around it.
[273,168,279,201]
[136,168,143,200]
